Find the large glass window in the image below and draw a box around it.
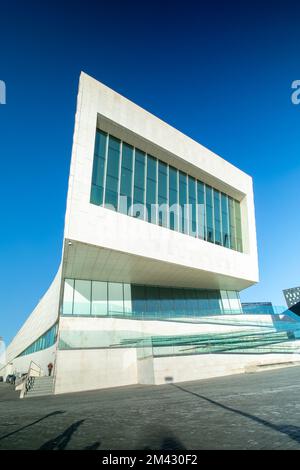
[61,278,242,318]
[174,289,187,316]
[158,288,172,317]
[123,284,132,314]
[108,282,124,315]
[213,189,222,245]
[62,279,74,314]
[90,130,243,252]
[146,286,160,314]
[197,181,205,240]
[131,285,146,314]
[158,161,168,227]
[228,197,237,251]
[227,291,241,312]
[188,176,197,237]
[104,136,121,210]
[221,193,230,248]
[207,290,222,313]
[220,290,231,312]
[18,324,58,357]
[169,166,178,231]
[90,130,107,205]
[73,280,91,315]
[133,149,146,219]
[235,200,243,252]
[206,185,214,243]
[119,143,133,215]
[146,155,157,224]
[91,281,108,316]
[179,172,188,234]
[185,289,198,316]
[196,290,209,312]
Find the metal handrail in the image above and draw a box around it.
[19,361,42,399]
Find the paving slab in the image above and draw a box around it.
[1,366,300,450]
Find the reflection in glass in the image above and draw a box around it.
[213,189,222,245]
[90,129,243,253]
[91,281,107,316]
[108,282,124,314]
[63,278,243,318]
[188,176,197,237]
[146,155,157,223]
[104,136,121,210]
[158,161,168,227]
[179,172,188,234]
[119,143,133,215]
[206,185,214,243]
[62,279,74,314]
[90,130,107,205]
[133,149,146,219]
[74,280,91,315]
[169,166,178,231]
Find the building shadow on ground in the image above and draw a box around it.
[0,411,65,441]
[172,383,300,445]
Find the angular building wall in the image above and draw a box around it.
[5,73,266,392]
[62,73,258,292]
[4,268,61,377]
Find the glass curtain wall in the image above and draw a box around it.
[62,278,242,318]
[119,143,133,215]
[18,324,58,357]
[90,129,243,253]
[169,166,178,231]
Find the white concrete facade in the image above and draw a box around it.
[4,72,271,394]
[62,72,258,291]
[55,315,300,393]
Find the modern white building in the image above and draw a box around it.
[0,338,5,372]
[6,72,299,396]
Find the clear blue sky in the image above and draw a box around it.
[1,1,300,344]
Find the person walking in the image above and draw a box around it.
[47,362,53,377]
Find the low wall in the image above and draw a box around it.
[53,346,300,395]
[151,351,300,385]
[54,348,138,394]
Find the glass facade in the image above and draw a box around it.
[62,278,242,318]
[119,143,133,215]
[104,136,120,210]
[17,323,58,357]
[146,155,157,224]
[169,166,178,231]
[59,327,298,356]
[90,129,243,253]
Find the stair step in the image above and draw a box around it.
[26,392,53,397]
[31,377,53,380]
[23,376,55,398]
[31,384,53,388]
[32,384,54,388]
[31,389,53,393]
[28,387,53,392]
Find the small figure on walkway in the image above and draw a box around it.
[47,362,53,377]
